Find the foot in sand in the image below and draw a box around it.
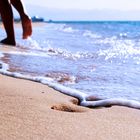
[22,15,32,39]
[0,38,16,46]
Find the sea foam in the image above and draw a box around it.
[0,60,140,110]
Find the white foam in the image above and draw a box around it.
[98,39,140,61]
[6,51,50,58]
[62,27,76,33]
[0,69,140,110]
[119,33,127,38]
[0,45,95,60]
[17,37,40,49]
[0,52,9,71]
[0,52,4,57]
[54,24,78,33]
[83,30,101,39]
[46,47,95,60]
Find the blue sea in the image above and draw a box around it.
[0,21,140,101]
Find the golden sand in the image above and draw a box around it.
[0,74,140,140]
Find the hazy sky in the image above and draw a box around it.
[24,0,140,10]
[20,0,140,20]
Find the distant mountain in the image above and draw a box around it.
[13,4,140,21]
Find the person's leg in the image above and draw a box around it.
[0,0,16,45]
[10,0,32,39]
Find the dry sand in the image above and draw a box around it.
[0,74,140,140]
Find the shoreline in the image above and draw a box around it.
[1,45,140,110]
[0,25,140,139]
[0,74,140,140]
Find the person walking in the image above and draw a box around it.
[0,0,32,45]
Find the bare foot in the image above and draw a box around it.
[0,38,16,46]
[21,15,32,39]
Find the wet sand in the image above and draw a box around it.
[0,74,140,140]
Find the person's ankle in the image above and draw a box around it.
[21,14,31,21]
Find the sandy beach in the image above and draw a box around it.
[0,74,140,140]
[0,23,140,140]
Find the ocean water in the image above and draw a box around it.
[0,21,140,101]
